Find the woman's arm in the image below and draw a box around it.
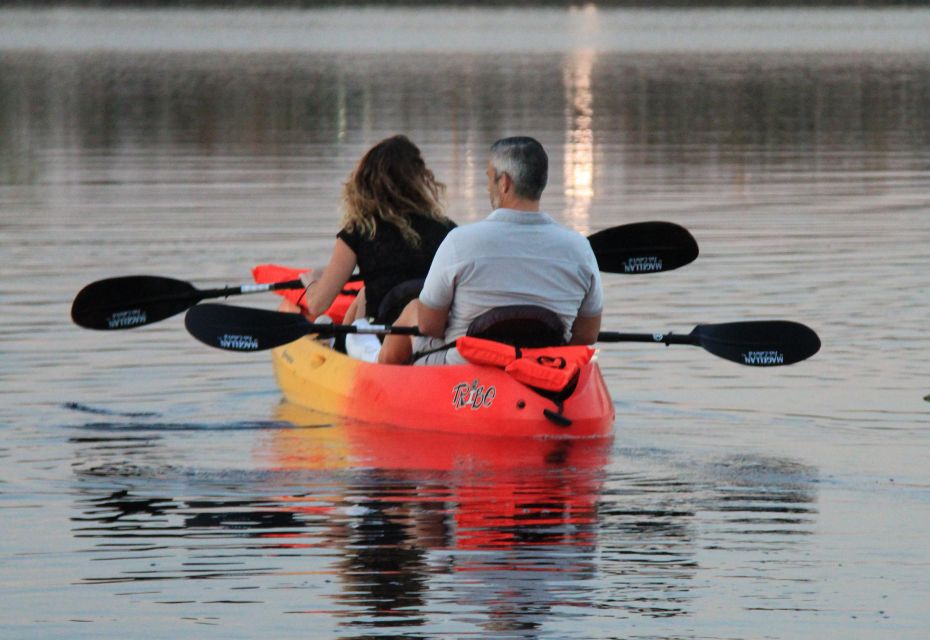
[305,238,357,318]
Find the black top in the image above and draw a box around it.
[337,214,456,322]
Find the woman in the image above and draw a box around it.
[302,135,455,328]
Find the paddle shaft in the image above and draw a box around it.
[310,323,421,336]
[199,278,304,299]
[201,279,361,298]
[286,327,696,344]
[596,331,697,345]
[162,279,359,302]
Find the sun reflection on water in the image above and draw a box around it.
[563,48,597,232]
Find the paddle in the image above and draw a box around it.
[70,221,698,331]
[597,321,821,367]
[70,271,370,331]
[185,303,820,367]
[71,275,308,331]
[73,222,695,331]
[588,221,698,274]
[184,303,419,352]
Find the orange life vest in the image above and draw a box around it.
[252,264,362,323]
[456,336,594,392]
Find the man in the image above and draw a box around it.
[379,136,603,365]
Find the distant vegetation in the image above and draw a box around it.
[1,0,927,7]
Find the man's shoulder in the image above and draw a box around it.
[542,220,593,247]
[442,217,495,241]
[447,213,589,243]
[547,224,599,268]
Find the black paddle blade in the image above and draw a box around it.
[691,321,821,367]
[185,303,313,352]
[71,275,200,330]
[588,221,699,274]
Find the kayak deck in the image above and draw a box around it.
[272,336,615,439]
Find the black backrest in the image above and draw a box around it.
[377,278,425,325]
[466,305,566,348]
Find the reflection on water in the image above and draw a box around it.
[69,413,817,634]
[563,48,596,230]
[3,50,930,194]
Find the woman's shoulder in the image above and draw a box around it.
[336,225,362,248]
[411,212,456,229]
[410,214,457,245]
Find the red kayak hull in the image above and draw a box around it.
[272,336,615,439]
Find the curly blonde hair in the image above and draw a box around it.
[341,135,448,248]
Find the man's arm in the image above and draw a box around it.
[569,313,601,346]
[416,230,457,339]
[417,300,449,338]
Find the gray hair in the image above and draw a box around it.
[489,136,548,201]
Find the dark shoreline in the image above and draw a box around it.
[1,0,926,8]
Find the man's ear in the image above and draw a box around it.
[498,172,514,195]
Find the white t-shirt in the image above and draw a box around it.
[415,208,603,364]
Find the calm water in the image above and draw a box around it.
[2,8,929,639]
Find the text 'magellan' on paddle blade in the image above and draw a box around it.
[691,320,821,367]
[595,320,820,366]
[588,221,699,274]
[185,303,313,352]
[185,303,421,352]
[71,275,199,330]
[71,274,310,331]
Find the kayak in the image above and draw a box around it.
[254,265,615,439]
[271,334,614,438]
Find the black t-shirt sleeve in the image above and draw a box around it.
[336,227,362,254]
[333,217,455,321]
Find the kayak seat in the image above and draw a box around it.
[466,305,566,348]
[464,306,578,427]
[377,278,425,325]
